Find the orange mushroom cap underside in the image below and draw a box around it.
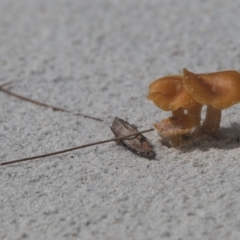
[154,114,196,136]
[183,68,240,109]
[147,75,197,111]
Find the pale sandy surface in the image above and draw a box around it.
[1,0,240,239]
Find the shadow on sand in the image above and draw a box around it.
[176,122,240,152]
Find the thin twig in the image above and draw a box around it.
[0,128,154,165]
[0,87,103,122]
[0,80,14,88]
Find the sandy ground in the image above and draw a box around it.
[1,0,240,239]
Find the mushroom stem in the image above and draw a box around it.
[201,105,221,137]
[170,108,188,146]
[187,103,202,125]
[172,108,184,118]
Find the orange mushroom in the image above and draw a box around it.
[154,113,196,146]
[183,68,240,136]
[147,75,202,145]
[147,75,202,124]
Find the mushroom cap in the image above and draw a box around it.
[154,114,196,136]
[147,75,197,111]
[183,68,240,109]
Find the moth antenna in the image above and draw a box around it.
[0,80,15,88]
[0,87,103,122]
[0,129,154,166]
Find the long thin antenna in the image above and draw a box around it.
[0,128,154,166]
[0,80,14,88]
[0,87,103,122]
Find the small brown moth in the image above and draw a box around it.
[1,119,154,165]
[110,117,155,159]
[0,82,155,165]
